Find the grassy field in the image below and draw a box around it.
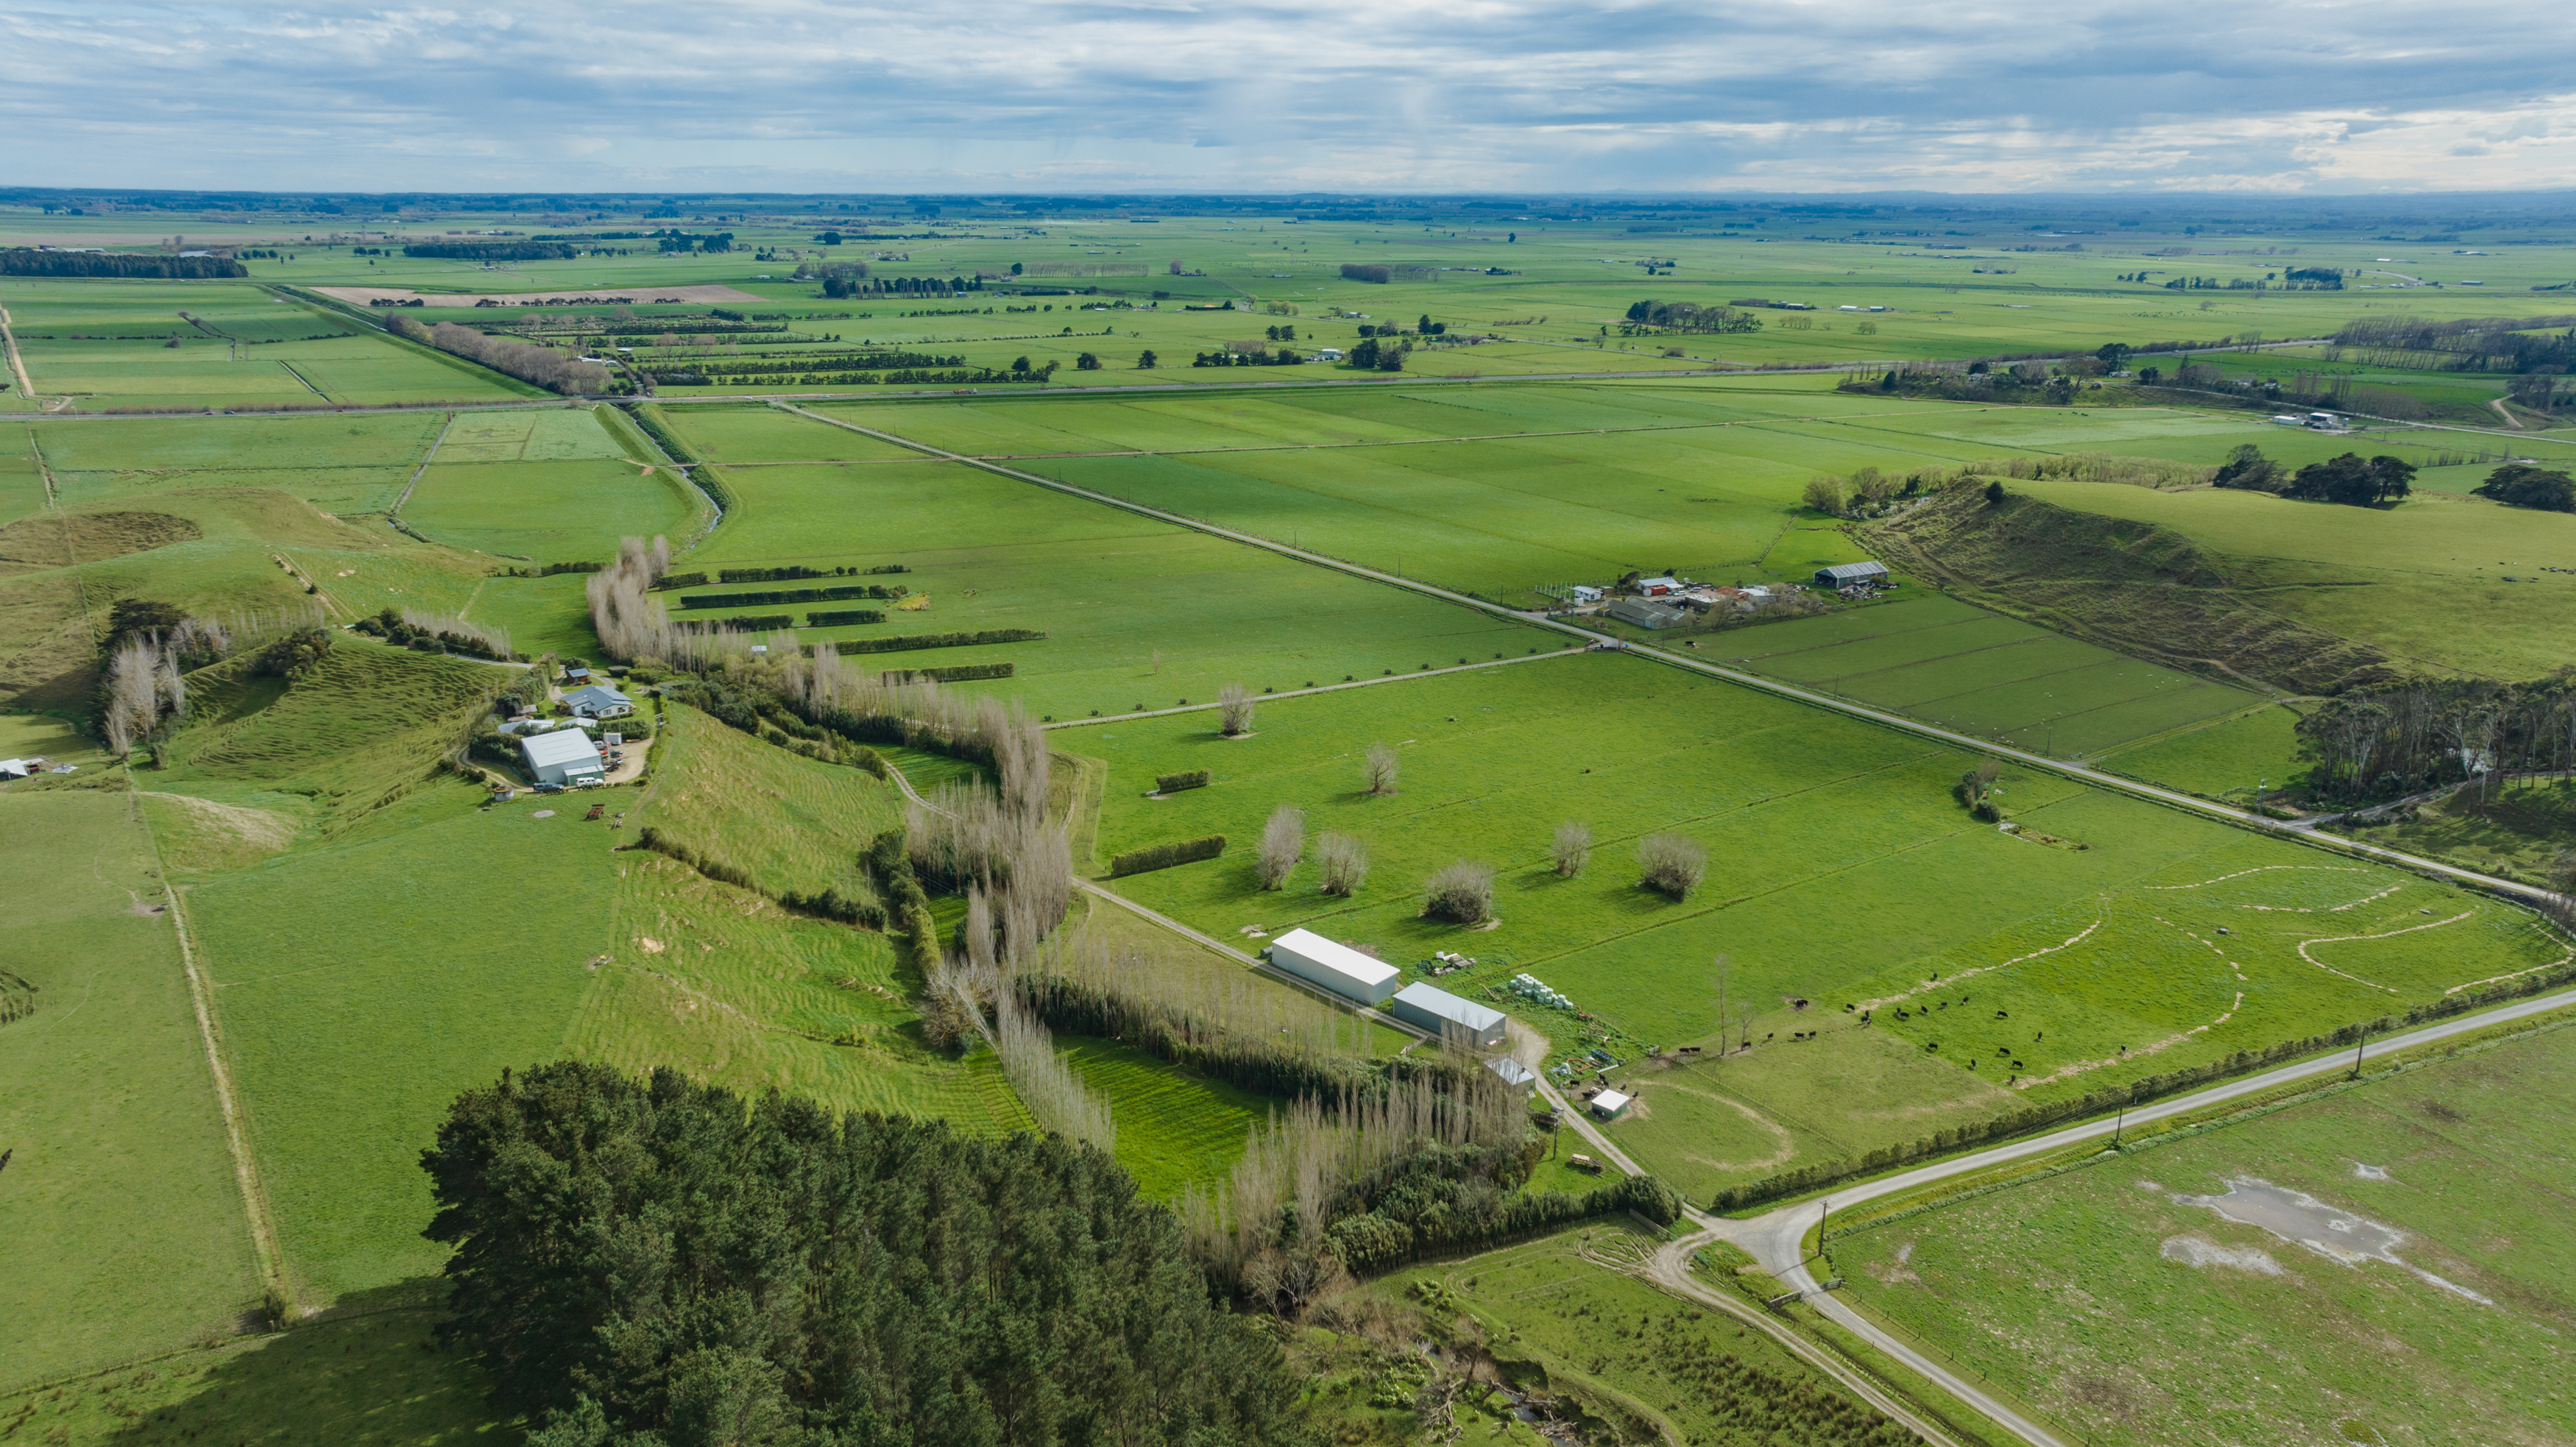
[640,698,906,898]
[401,456,696,561]
[0,279,527,410]
[1828,1020,2576,1446]
[1724,591,2264,757]
[2004,475,2576,679]
[1300,1220,1917,1447]
[658,413,1543,718]
[2095,704,2309,800]
[0,788,259,1392]
[1055,1033,1271,1198]
[0,1306,506,1446]
[1071,650,2568,1200]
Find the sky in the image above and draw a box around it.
[8,1,2576,194]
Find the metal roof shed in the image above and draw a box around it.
[1590,1089,1634,1119]
[1267,928,1401,1005]
[1390,982,1507,1048]
[521,728,605,786]
[1485,1057,1538,1094]
[1814,561,1889,588]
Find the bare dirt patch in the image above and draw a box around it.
[314,284,771,308]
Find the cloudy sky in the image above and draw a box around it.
[9,0,2576,194]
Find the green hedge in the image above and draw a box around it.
[1155,770,1211,794]
[879,663,1013,684]
[1110,835,1226,877]
[832,629,1044,655]
[650,571,710,591]
[804,609,888,627]
[676,613,791,632]
[681,586,902,609]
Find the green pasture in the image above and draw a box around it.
[0,789,258,1391]
[0,1307,506,1447]
[657,419,1542,718]
[184,777,609,1302]
[2006,476,2576,678]
[30,411,442,515]
[1724,591,2262,757]
[1830,1022,2576,1446]
[400,456,695,560]
[2095,704,2307,799]
[1056,1034,1270,1199]
[1071,651,2561,1200]
[644,699,906,900]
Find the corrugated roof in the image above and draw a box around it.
[1393,982,1506,1033]
[1270,928,1400,988]
[521,729,602,768]
[1816,561,1889,582]
[565,684,633,710]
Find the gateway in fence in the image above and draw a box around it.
[1266,927,1401,1006]
[1390,981,1507,1049]
[521,727,605,787]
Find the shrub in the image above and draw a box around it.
[1110,835,1226,877]
[1638,832,1706,901]
[1155,769,1211,794]
[1421,860,1495,924]
[1363,741,1399,796]
[1318,832,1370,896]
[1256,805,1305,890]
[1218,682,1255,736]
[1801,476,1844,514]
[1552,821,1593,877]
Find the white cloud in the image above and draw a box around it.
[4,0,2575,191]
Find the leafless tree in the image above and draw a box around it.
[1364,742,1400,796]
[1318,832,1369,896]
[1219,682,1255,737]
[1258,805,1306,890]
[1638,832,1707,901]
[1552,821,1593,877]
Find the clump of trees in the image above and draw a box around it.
[1622,300,1762,333]
[1340,263,1392,284]
[2297,674,2576,803]
[93,599,328,759]
[0,249,244,279]
[1637,832,1706,901]
[1420,860,1494,924]
[406,320,610,394]
[1345,336,1405,371]
[421,1061,1307,1447]
[2474,463,2576,512]
[351,606,518,661]
[1953,757,2003,821]
[1257,805,1306,889]
[2215,447,2413,506]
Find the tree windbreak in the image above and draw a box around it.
[422,1061,1303,1447]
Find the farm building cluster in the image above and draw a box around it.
[1554,562,1891,629]
[1265,929,1507,1049]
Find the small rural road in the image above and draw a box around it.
[0,304,34,398]
[1638,980,2576,1447]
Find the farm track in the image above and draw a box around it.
[0,304,33,398]
[388,411,454,517]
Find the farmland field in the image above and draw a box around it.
[0,788,258,1391]
[1724,591,2263,757]
[659,411,1545,717]
[1069,650,2569,1200]
[401,456,697,560]
[2095,703,2307,799]
[1828,1021,2576,1446]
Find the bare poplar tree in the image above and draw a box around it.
[1364,742,1399,796]
[1552,821,1593,877]
[1318,832,1369,896]
[1219,683,1256,737]
[1257,805,1306,890]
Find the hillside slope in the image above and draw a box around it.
[1858,488,2402,695]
